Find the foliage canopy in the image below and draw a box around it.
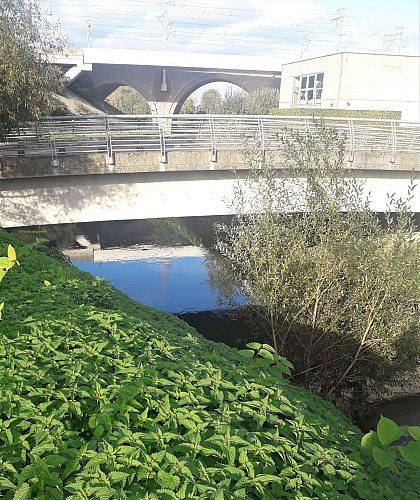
[198,87,280,115]
[0,0,65,138]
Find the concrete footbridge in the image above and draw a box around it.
[0,115,419,227]
[53,48,281,115]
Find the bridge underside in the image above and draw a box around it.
[1,169,418,228]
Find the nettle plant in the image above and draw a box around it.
[1,229,420,498]
[240,342,294,376]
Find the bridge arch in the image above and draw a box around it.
[92,76,151,103]
[173,75,248,114]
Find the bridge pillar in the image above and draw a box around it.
[148,101,177,116]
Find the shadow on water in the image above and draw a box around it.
[177,308,257,349]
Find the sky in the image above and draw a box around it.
[45,0,419,61]
[44,0,419,101]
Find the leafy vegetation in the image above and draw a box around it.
[215,120,420,405]
[362,416,420,470]
[197,87,280,115]
[105,86,151,115]
[0,227,419,498]
[270,108,402,120]
[0,0,65,139]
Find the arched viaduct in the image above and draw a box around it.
[54,48,281,115]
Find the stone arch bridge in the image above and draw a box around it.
[54,48,281,115]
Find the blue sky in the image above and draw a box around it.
[46,0,419,61]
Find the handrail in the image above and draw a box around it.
[1,115,420,162]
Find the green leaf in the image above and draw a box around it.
[30,442,54,457]
[261,344,276,353]
[94,425,105,438]
[8,245,16,262]
[272,362,291,375]
[13,482,31,500]
[254,358,271,368]
[0,257,13,271]
[255,474,282,484]
[84,453,108,468]
[259,349,274,361]
[372,446,396,469]
[90,487,113,499]
[246,342,261,350]
[322,463,335,477]
[197,378,213,386]
[0,478,16,490]
[108,471,129,483]
[45,486,64,500]
[210,488,224,500]
[399,441,420,467]
[227,446,236,466]
[156,470,180,490]
[361,430,382,453]
[377,416,401,445]
[406,426,420,441]
[44,455,67,466]
[239,350,255,359]
[277,356,294,369]
[62,458,80,479]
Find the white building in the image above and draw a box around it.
[279,52,420,121]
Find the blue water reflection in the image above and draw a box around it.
[74,254,220,314]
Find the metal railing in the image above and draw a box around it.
[1,115,420,165]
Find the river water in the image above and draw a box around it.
[10,217,420,428]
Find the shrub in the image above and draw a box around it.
[215,120,420,403]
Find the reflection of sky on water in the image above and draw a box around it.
[74,256,220,314]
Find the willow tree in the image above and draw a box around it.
[215,121,420,402]
[0,0,65,139]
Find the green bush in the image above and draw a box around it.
[270,107,402,120]
[0,228,419,498]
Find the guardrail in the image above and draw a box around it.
[1,115,420,166]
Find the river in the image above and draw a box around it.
[10,217,420,429]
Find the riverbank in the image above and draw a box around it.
[0,227,419,498]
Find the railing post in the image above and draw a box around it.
[258,117,265,153]
[159,124,167,168]
[105,116,115,167]
[210,115,217,164]
[50,130,59,169]
[348,119,355,162]
[390,121,397,164]
[304,117,311,142]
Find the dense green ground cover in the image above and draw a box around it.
[0,228,419,499]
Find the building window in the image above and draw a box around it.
[293,72,324,106]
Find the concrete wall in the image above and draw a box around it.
[2,148,420,180]
[279,53,420,121]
